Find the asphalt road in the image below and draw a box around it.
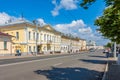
[0,50,107,80]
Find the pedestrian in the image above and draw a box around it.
[117,48,120,64]
[119,48,120,54]
[105,49,109,58]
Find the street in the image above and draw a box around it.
[0,50,107,80]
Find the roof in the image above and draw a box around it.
[0,19,34,27]
[0,32,13,37]
[41,25,61,35]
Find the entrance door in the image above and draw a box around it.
[38,45,42,53]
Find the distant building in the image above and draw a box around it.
[80,39,87,50]
[86,40,96,50]
[61,34,86,53]
[0,32,13,56]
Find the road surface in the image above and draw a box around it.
[0,50,107,80]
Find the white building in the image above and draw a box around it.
[86,40,96,50]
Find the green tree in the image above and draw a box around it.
[95,6,120,43]
[80,0,120,10]
[80,0,120,43]
[104,42,113,48]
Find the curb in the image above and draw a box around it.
[102,60,108,80]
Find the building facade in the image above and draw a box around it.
[0,20,62,55]
[81,39,87,50]
[86,40,96,50]
[0,32,12,56]
[39,25,61,54]
[0,20,87,55]
[61,34,85,53]
[61,35,70,53]
[0,20,37,55]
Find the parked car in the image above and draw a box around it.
[89,48,95,52]
[15,50,21,56]
[15,53,21,56]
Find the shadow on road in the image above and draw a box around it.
[34,67,103,80]
[89,55,106,58]
[80,59,107,64]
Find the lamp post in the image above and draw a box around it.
[33,20,38,56]
[114,42,116,58]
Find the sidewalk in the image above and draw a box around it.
[0,52,72,60]
[105,57,119,80]
[0,51,87,60]
[0,54,35,60]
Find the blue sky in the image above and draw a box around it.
[0,0,109,45]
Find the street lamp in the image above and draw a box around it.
[33,20,38,56]
[114,42,116,58]
[113,36,117,59]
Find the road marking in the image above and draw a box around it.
[0,61,3,62]
[53,63,62,66]
[0,55,72,67]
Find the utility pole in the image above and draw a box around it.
[114,42,116,58]
[33,20,38,56]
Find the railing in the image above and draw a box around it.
[47,40,52,44]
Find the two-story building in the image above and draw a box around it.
[0,20,62,55]
[0,20,37,55]
[61,34,70,53]
[61,34,84,53]
[39,25,61,54]
[81,39,87,50]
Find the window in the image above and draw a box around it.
[16,32,19,40]
[47,36,48,41]
[37,33,39,40]
[34,46,36,52]
[52,36,54,42]
[33,32,35,40]
[50,35,51,41]
[29,46,31,52]
[29,31,31,40]
[4,41,7,50]
[44,34,46,41]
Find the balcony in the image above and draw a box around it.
[47,40,52,44]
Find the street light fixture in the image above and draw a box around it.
[33,20,38,56]
[113,36,117,59]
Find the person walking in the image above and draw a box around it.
[105,48,109,58]
[117,48,120,64]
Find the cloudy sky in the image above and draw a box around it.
[0,0,109,45]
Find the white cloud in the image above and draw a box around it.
[78,27,92,34]
[54,19,86,33]
[51,6,61,16]
[0,12,26,25]
[0,12,16,24]
[60,0,78,10]
[54,19,109,45]
[37,18,46,26]
[51,0,78,16]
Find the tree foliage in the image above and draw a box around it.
[104,42,113,48]
[80,0,120,10]
[80,0,120,43]
[95,6,120,43]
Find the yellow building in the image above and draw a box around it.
[81,39,87,50]
[61,35,70,53]
[39,25,61,54]
[0,20,38,55]
[61,34,84,53]
[0,20,61,55]
[0,32,13,56]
